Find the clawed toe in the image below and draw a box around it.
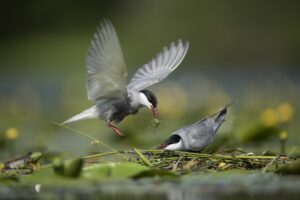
[106,122,124,136]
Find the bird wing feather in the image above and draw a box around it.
[86,19,128,101]
[127,40,189,92]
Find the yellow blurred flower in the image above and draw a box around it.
[279,131,288,141]
[260,108,279,127]
[218,162,226,168]
[277,102,294,122]
[5,127,19,140]
[218,162,231,170]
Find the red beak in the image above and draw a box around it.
[150,106,158,119]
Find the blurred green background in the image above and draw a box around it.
[0,0,299,160]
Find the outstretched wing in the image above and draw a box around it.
[86,19,127,101]
[127,40,189,92]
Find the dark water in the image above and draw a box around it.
[1,173,300,200]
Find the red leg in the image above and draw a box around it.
[106,122,124,136]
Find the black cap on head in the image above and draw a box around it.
[157,134,181,149]
[164,134,181,145]
[140,90,158,108]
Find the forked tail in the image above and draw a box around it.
[214,101,236,123]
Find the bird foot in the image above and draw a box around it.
[106,123,124,137]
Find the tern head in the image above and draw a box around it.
[139,90,158,119]
[159,134,184,151]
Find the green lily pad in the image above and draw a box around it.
[83,162,149,179]
[132,169,178,179]
[276,159,300,175]
[52,158,84,178]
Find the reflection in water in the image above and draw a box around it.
[2,174,300,200]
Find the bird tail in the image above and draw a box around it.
[215,108,227,123]
[61,106,98,125]
[214,101,236,123]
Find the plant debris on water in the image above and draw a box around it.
[1,124,299,200]
[83,149,294,173]
[1,149,295,179]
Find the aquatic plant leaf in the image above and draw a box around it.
[52,158,84,178]
[276,160,300,175]
[83,162,149,179]
[132,169,178,179]
[134,148,152,167]
[64,158,84,178]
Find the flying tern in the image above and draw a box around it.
[62,20,189,136]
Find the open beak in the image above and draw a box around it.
[150,106,158,119]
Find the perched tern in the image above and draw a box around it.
[156,102,234,151]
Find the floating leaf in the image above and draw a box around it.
[52,157,64,176]
[52,158,83,178]
[276,160,300,175]
[132,169,178,179]
[64,158,84,178]
[83,162,148,179]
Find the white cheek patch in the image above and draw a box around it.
[139,93,152,108]
[164,140,184,151]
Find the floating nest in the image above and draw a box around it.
[84,149,293,172]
